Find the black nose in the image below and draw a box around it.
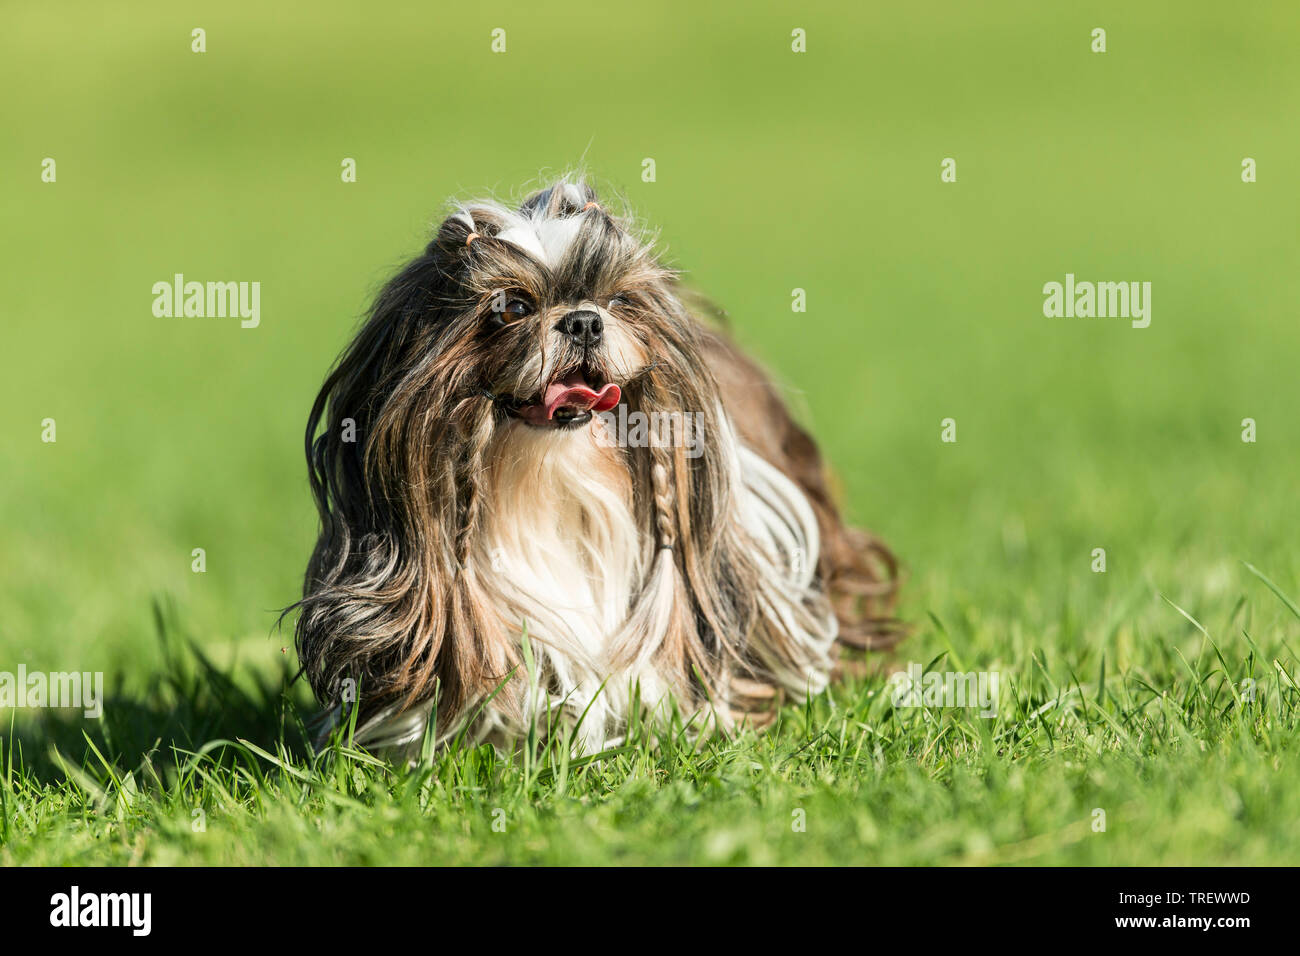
[556,309,603,347]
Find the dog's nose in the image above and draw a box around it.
[556,309,603,347]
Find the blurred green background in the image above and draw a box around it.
[3,0,1298,741]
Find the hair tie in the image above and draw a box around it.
[465,232,480,246]
[582,202,601,212]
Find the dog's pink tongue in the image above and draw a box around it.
[543,373,621,420]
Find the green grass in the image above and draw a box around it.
[3,0,1300,865]
[4,580,1298,865]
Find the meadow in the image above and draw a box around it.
[2,0,1298,865]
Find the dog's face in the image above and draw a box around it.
[419,182,699,438]
[470,243,648,431]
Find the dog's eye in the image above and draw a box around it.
[608,293,631,309]
[493,298,533,324]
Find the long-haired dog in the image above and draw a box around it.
[295,178,899,755]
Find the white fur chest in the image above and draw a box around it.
[354,412,837,756]
[477,419,658,745]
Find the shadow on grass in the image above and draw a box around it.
[6,596,317,785]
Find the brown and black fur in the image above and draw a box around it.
[292,177,900,748]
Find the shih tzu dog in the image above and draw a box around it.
[295,178,899,755]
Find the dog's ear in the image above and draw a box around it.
[294,229,523,733]
[293,246,459,718]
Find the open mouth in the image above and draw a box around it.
[509,368,622,429]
